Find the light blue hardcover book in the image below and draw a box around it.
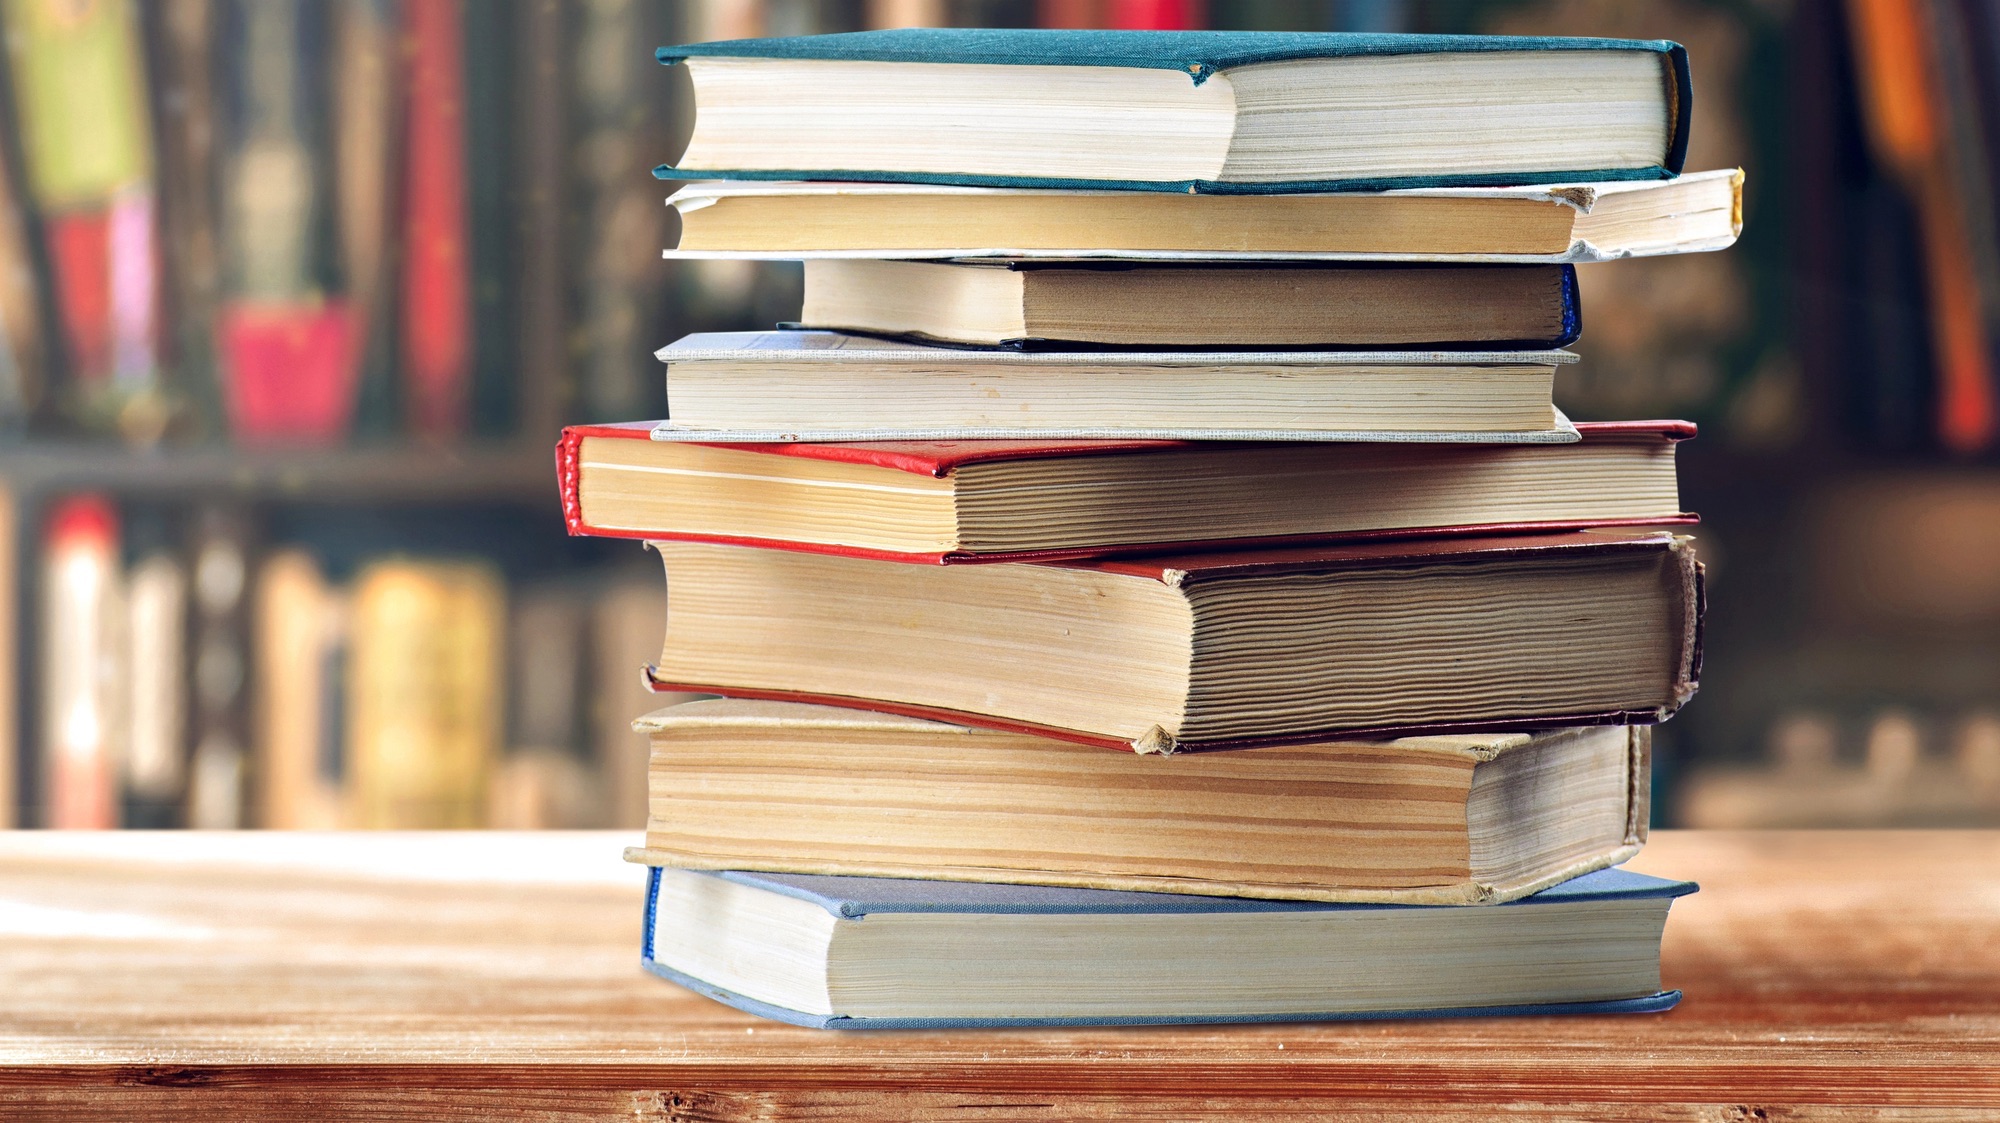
[640,865,1695,1030]
[655,29,1691,194]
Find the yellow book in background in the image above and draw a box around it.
[346,559,502,828]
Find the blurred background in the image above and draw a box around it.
[0,0,1992,831]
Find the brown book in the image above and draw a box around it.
[798,260,1581,349]
[646,529,1704,752]
[628,698,1649,905]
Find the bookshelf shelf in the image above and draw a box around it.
[0,829,1991,1119]
[0,443,554,502]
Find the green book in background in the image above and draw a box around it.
[2,0,152,209]
[656,28,1691,194]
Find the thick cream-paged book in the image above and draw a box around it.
[627,699,1651,906]
[663,170,1743,262]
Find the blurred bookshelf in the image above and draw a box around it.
[7,0,2000,831]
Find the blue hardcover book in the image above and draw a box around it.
[655,29,1691,195]
[640,865,1695,1030]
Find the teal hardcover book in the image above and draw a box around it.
[639,865,1695,1029]
[655,29,1691,194]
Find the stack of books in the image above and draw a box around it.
[559,28,1742,1029]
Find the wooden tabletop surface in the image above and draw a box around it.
[0,829,1994,1120]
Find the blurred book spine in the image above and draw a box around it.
[123,545,186,824]
[2,0,162,437]
[346,558,501,828]
[146,0,221,439]
[399,0,472,440]
[572,0,669,423]
[40,494,121,828]
[1847,0,1999,453]
[464,0,520,439]
[216,0,362,446]
[589,572,670,830]
[1036,0,1203,29]
[0,77,42,429]
[491,582,594,829]
[0,486,12,827]
[186,505,250,828]
[252,547,346,829]
[331,0,399,439]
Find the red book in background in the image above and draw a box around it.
[400,0,472,440]
[219,303,363,445]
[43,213,111,382]
[41,495,119,829]
[1107,0,1202,29]
[1037,0,1203,29]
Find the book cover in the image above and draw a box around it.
[638,865,1695,1029]
[346,559,502,828]
[652,29,1692,193]
[400,0,472,439]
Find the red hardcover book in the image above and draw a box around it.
[399,0,471,438]
[642,528,1705,753]
[44,211,111,383]
[219,302,364,445]
[557,420,1697,564]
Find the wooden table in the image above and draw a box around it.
[0,830,1993,1120]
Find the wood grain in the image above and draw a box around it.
[0,830,1994,1120]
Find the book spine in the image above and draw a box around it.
[347,559,502,827]
[555,427,586,535]
[252,548,347,829]
[39,494,121,828]
[514,0,569,443]
[146,0,223,433]
[463,0,519,438]
[0,485,13,827]
[1554,264,1583,348]
[216,0,362,445]
[1847,0,1998,452]
[331,0,400,444]
[185,505,252,829]
[399,0,472,439]
[594,575,674,829]
[573,0,671,422]
[123,548,188,820]
[3,0,161,412]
